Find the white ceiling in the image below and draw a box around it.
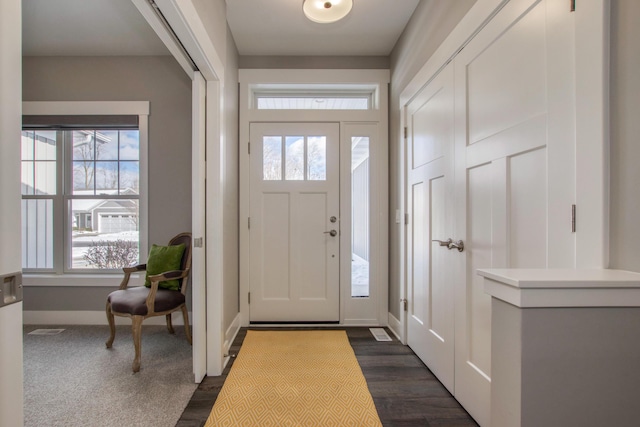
[22,0,420,57]
[225,0,420,56]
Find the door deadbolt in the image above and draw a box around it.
[330,216,337,223]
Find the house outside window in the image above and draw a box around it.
[21,123,144,273]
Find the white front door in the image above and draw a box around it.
[452,0,576,425]
[406,64,455,392]
[249,122,340,322]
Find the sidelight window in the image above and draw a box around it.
[351,136,370,297]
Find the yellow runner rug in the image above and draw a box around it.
[205,330,382,426]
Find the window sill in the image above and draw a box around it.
[23,273,144,287]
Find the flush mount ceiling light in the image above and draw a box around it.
[303,0,353,24]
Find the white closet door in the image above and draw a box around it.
[452,0,576,424]
[406,64,456,392]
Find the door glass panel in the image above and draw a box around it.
[307,136,326,180]
[285,136,304,180]
[351,136,370,297]
[263,136,282,180]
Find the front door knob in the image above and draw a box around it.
[324,230,337,237]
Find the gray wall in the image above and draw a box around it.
[239,56,389,69]
[22,55,192,311]
[388,0,476,319]
[609,0,640,272]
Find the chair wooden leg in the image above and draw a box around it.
[132,316,143,373]
[105,302,116,349]
[166,314,175,334]
[181,305,192,345]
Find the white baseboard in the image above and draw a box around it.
[224,313,241,356]
[342,319,384,326]
[387,312,403,343]
[23,310,192,326]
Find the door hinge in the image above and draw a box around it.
[248,217,251,229]
[401,298,408,312]
[248,142,250,154]
[570,0,576,12]
[248,292,251,304]
[404,127,408,139]
[404,213,409,225]
[571,204,576,233]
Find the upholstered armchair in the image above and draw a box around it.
[105,232,192,372]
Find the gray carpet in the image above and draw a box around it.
[24,324,198,427]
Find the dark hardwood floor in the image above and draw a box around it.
[176,328,478,427]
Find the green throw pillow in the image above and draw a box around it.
[145,243,185,291]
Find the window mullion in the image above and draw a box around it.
[62,130,72,273]
[54,130,65,273]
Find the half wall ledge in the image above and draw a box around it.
[479,268,640,427]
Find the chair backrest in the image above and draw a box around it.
[168,232,192,293]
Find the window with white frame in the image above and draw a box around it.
[21,116,145,273]
[252,85,376,110]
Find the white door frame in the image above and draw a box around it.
[149,0,227,376]
[398,0,609,341]
[1,0,24,425]
[239,69,390,327]
[191,72,207,381]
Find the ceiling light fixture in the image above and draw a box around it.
[303,0,353,24]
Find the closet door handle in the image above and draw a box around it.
[432,238,465,252]
[449,240,464,252]
[432,238,452,247]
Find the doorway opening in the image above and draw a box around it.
[239,69,389,326]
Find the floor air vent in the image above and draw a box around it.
[369,328,392,342]
[28,329,65,335]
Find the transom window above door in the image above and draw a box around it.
[256,95,370,110]
[262,135,327,181]
[250,83,379,111]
